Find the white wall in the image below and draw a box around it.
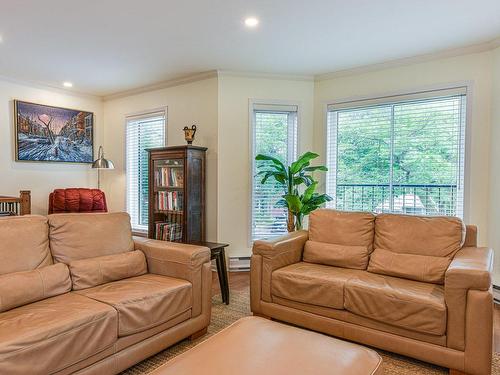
[217,73,315,257]
[102,77,219,241]
[314,51,493,248]
[0,78,103,214]
[489,46,500,284]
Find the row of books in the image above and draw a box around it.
[155,166,184,188]
[157,191,183,211]
[155,220,183,242]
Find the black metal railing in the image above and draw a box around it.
[334,184,458,216]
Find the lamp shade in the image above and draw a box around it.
[92,146,114,169]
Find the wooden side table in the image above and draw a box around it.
[188,241,230,305]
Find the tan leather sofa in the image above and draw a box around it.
[251,209,494,375]
[0,212,212,375]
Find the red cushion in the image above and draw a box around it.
[49,189,107,214]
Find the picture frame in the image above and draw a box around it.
[14,100,94,163]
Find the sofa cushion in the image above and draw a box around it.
[75,274,192,336]
[370,214,465,283]
[344,272,447,336]
[69,251,148,290]
[0,293,117,374]
[0,263,71,312]
[303,241,369,269]
[272,262,364,309]
[48,212,134,263]
[305,209,375,269]
[368,248,451,284]
[0,215,52,275]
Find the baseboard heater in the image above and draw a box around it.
[493,284,500,304]
[229,256,251,272]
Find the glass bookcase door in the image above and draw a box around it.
[153,159,184,242]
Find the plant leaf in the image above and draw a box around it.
[255,154,286,172]
[283,194,302,213]
[303,181,318,202]
[303,166,328,172]
[290,152,319,175]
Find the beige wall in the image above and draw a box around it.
[217,73,315,257]
[101,77,219,241]
[314,51,493,248]
[489,46,500,284]
[0,78,103,214]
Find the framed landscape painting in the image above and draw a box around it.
[14,100,94,163]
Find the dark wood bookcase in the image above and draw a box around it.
[147,145,207,242]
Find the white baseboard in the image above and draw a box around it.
[229,256,251,272]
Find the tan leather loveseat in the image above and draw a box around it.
[251,209,494,375]
[0,212,211,375]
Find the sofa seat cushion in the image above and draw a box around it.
[272,262,364,309]
[0,293,117,375]
[75,273,192,336]
[345,273,447,335]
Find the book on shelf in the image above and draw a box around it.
[155,212,183,242]
[157,191,183,211]
[154,166,184,188]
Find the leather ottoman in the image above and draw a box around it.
[150,317,383,375]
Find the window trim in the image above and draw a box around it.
[322,82,472,221]
[248,99,301,246]
[125,107,167,234]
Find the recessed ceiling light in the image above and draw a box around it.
[0,35,3,43]
[63,82,73,88]
[244,17,259,28]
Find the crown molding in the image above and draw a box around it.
[217,70,314,82]
[315,37,500,82]
[0,74,102,100]
[102,70,218,101]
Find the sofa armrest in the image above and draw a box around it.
[134,237,210,278]
[444,246,493,351]
[252,230,308,304]
[445,247,493,290]
[252,230,308,260]
[134,237,210,317]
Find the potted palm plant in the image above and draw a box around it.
[255,151,332,231]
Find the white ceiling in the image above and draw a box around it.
[0,0,499,96]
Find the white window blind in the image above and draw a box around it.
[251,103,298,241]
[126,111,166,232]
[326,88,466,218]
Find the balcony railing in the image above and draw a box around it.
[333,184,459,216]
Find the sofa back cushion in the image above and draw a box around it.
[304,209,375,269]
[369,214,465,283]
[0,215,52,275]
[69,251,148,290]
[0,263,71,312]
[48,212,134,264]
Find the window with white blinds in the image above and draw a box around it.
[126,111,166,232]
[326,88,466,218]
[251,103,298,241]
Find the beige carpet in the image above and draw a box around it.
[123,290,500,374]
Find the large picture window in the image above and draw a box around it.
[126,110,166,232]
[326,88,466,217]
[251,103,298,241]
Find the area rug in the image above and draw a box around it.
[123,290,500,374]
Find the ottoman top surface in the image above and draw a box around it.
[151,317,383,375]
